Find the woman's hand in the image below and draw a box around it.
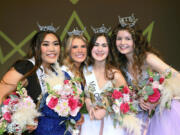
[26,119,38,132]
[92,106,106,120]
[139,97,152,111]
[139,97,159,115]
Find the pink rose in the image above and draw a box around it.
[148,88,161,103]
[47,97,58,109]
[122,86,130,94]
[112,90,123,99]
[159,77,165,84]
[149,77,154,82]
[120,103,130,114]
[3,112,11,122]
[3,98,11,105]
[64,80,69,84]
[68,97,78,111]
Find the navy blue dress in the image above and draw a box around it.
[34,71,81,135]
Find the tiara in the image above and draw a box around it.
[118,13,138,27]
[37,22,59,32]
[91,24,111,34]
[67,27,85,36]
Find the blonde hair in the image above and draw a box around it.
[63,35,88,84]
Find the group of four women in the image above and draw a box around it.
[0,14,180,135]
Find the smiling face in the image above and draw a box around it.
[116,30,134,56]
[91,36,109,62]
[41,33,60,68]
[70,38,87,67]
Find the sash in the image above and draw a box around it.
[28,58,46,95]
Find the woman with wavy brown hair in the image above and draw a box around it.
[81,25,127,135]
[111,14,180,135]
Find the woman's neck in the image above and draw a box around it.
[93,60,106,71]
[126,53,134,64]
[42,63,51,73]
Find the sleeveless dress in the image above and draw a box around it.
[124,68,180,135]
[123,68,150,135]
[81,66,125,135]
[34,65,81,135]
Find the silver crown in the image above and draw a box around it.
[67,28,85,36]
[91,24,111,34]
[37,22,59,32]
[118,13,138,27]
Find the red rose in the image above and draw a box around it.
[3,112,11,122]
[68,97,78,110]
[149,77,154,82]
[3,98,11,105]
[64,80,69,84]
[120,103,130,114]
[78,102,83,107]
[112,90,123,99]
[148,88,161,103]
[122,86,130,94]
[47,97,58,109]
[159,77,165,84]
[11,99,19,105]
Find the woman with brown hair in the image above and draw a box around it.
[111,14,180,135]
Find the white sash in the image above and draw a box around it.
[28,58,46,95]
[83,66,101,94]
[61,65,75,78]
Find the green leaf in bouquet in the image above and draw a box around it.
[46,83,51,91]
[96,102,104,107]
[113,119,118,128]
[154,74,160,81]
[119,85,124,90]
[137,90,143,95]
[139,80,147,87]
[165,101,171,109]
[165,71,172,79]
[0,120,7,135]
[144,94,148,100]
[107,106,113,113]
[70,119,76,125]
[129,104,138,113]
[118,119,123,126]
[145,86,154,95]
[128,85,133,90]
[106,87,113,92]
[17,81,24,96]
[147,68,153,77]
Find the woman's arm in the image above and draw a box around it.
[0,67,26,104]
[146,52,180,78]
[113,69,127,87]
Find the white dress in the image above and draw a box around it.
[81,66,124,135]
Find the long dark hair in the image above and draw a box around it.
[22,31,61,80]
[88,33,115,80]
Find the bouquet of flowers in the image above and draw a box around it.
[106,86,141,135]
[46,78,84,117]
[138,69,172,115]
[44,65,84,135]
[0,82,41,135]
